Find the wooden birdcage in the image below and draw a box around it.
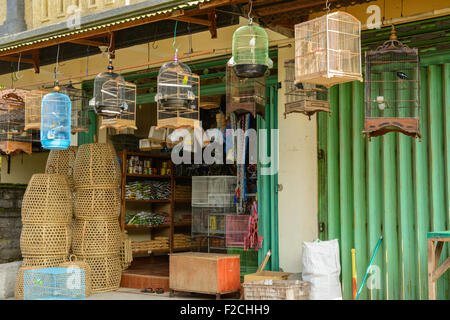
[99,80,137,131]
[24,89,47,130]
[0,89,32,155]
[284,59,330,120]
[294,11,362,87]
[363,26,420,140]
[156,59,200,129]
[226,63,266,119]
[60,83,89,134]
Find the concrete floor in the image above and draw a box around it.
[87,287,209,300]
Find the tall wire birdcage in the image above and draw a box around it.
[363,26,420,140]
[294,11,362,87]
[155,53,200,129]
[284,59,330,120]
[25,89,47,130]
[0,89,32,155]
[226,62,266,119]
[60,83,89,134]
[99,80,137,131]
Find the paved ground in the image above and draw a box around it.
[87,287,210,300]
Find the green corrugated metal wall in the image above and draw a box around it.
[317,60,450,300]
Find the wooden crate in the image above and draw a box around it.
[169,252,240,298]
[243,279,311,300]
[244,271,292,282]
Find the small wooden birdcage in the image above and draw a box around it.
[0,89,32,155]
[363,26,420,140]
[99,80,137,131]
[284,59,330,120]
[60,83,89,134]
[24,89,47,130]
[226,62,266,119]
[156,56,200,129]
[294,11,362,87]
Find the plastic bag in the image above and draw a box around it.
[301,239,342,300]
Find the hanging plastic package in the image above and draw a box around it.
[301,239,342,300]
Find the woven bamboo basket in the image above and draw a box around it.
[78,254,122,293]
[73,143,121,189]
[242,280,311,300]
[22,255,68,267]
[120,231,133,270]
[45,146,78,190]
[59,254,92,297]
[20,224,72,256]
[74,187,121,220]
[21,174,73,225]
[14,266,47,300]
[71,219,122,256]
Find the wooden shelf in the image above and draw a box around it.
[174,176,192,179]
[126,152,171,159]
[174,222,192,227]
[125,199,171,203]
[125,224,170,230]
[132,248,170,255]
[174,199,191,203]
[126,174,171,179]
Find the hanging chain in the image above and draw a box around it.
[326,0,331,13]
[54,44,60,87]
[14,53,23,81]
[248,0,253,24]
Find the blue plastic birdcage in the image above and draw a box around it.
[40,86,71,150]
[23,267,86,300]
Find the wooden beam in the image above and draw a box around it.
[255,0,338,16]
[0,56,35,64]
[209,9,217,39]
[31,50,40,74]
[432,257,450,282]
[69,39,109,47]
[169,16,211,26]
[199,0,247,10]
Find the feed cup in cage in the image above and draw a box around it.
[294,11,362,87]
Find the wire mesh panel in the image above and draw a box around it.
[364,26,420,139]
[226,63,266,119]
[99,80,137,131]
[60,84,89,134]
[192,176,236,207]
[23,267,87,300]
[294,11,362,87]
[25,89,47,130]
[0,89,32,155]
[284,59,330,119]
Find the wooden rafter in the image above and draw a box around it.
[169,16,212,26]
[70,38,110,47]
[254,0,338,16]
[0,49,40,73]
[209,9,217,39]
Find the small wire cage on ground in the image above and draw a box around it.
[226,63,266,119]
[23,267,87,300]
[225,214,251,248]
[60,84,89,134]
[363,26,421,140]
[25,89,47,130]
[284,59,330,119]
[99,80,137,131]
[0,89,32,155]
[294,11,362,87]
[156,57,200,129]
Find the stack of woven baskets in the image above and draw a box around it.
[72,143,123,293]
[15,172,73,299]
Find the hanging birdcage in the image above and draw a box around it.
[60,83,89,134]
[99,81,137,131]
[155,53,200,129]
[24,89,47,130]
[40,86,71,150]
[0,89,32,155]
[229,19,273,78]
[294,11,362,87]
[363,26,420,140]
[93,59,129,117]
[284,59,330,120]
[226,62,266,119]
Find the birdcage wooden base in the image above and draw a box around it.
[284,100,331,119]
[100,118,137,131]
[156,118,200,130]
[295,71,363,88]
[363,117,421,139]
[0,141,32,155]
[227,102,265,119]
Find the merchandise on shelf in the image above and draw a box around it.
[125,211,169,226]
[125,180,171,200]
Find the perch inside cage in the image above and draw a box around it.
[93,59,128,117]
[294,11,362,87]
[155,52,200,129]
[363,26,420,140]
[99,81,137,131]
[25,89,47,130]
[229,19,273,78]
[60,83,89,134]
[284,59,330,119]
[40,85,71,150]
[226,63,266,119]
[0,89,32,155]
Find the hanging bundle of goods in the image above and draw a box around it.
[15,173,73,299]
[0,89,33,155]
[72,142,127,292]
[363,25,421,139]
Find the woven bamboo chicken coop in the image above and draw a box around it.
[226,63,266,119]
[155,52,200,129]
[24,89,47,130]
[0,89,32,155]
[284,59,330,119]
[363,26,420,139]
[294,11,362,87]
[60,83,89,134]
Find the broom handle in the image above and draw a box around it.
[257,249,271,273]
[356,235,383,300]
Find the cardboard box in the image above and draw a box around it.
[244,271,292,283]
